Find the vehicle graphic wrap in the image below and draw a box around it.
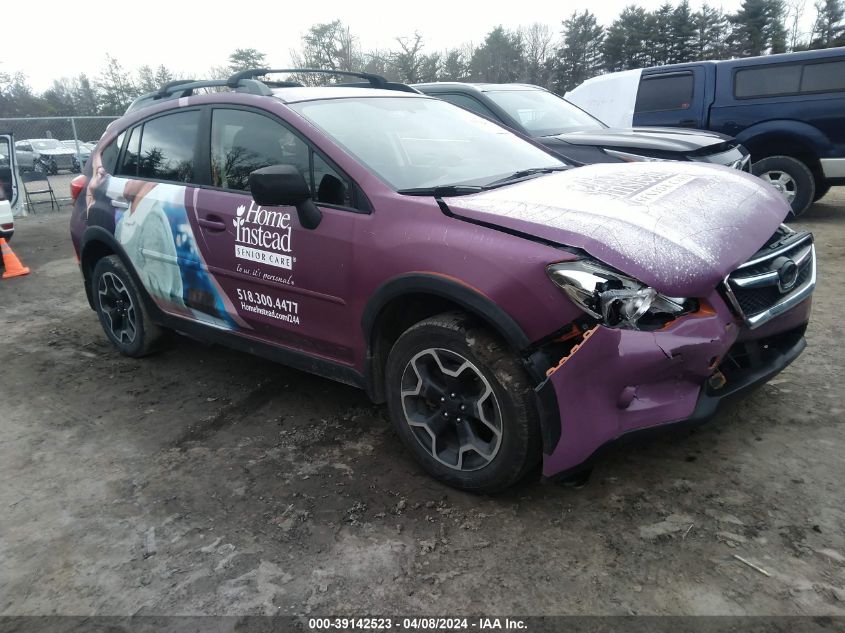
[83,156,245,330]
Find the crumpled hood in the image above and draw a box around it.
[443,162,789,297]
[555,126,733,153]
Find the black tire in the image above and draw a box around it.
[385,312,541,493]
[813,183,831,202]
[92,255,163,357]
[752,155,815,219]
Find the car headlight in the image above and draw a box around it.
[547,260,695,330]
[604,149,669,163]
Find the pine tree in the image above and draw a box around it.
[695,4,731,59]
[670,0,699,63]
[97,55,139,115]
[469,27,524,83]
[648,3,676,66]
[730,0,789,56]
[603,6,652,71]
[551,11,604,93]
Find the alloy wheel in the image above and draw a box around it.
[98,272,137,345]
[400,348,503,471]
[760,170,797,205]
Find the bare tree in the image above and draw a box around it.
[393,32,426,82]
[786,0,808,49]
[289,21,363,84]
[521,23,555,86]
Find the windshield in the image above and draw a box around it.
[290,97,563,191]
[484,90,606,136]
[31,139,62,150]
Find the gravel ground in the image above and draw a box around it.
[1,190,844,617]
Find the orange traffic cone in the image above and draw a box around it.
[0,237,30,279]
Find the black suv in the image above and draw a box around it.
[414,82,750,172]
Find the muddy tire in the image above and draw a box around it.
[92,255,163,357]
[752,155,815,219]
[385,312,541,493]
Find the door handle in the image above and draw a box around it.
[678,119,698,127]
[198,215,227,232]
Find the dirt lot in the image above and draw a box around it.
[1,190,844,618]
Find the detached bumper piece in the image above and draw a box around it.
[535,290,809,479]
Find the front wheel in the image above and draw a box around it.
[752,155,815,219]
[385,312,541,493]
[92,255,164,357]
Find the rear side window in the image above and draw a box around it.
[734,64,802,98]
[800,60,845,93]
[635,73,694,112]
[137,111,200,182]
[734,59,845,98]
[437,93,499,120]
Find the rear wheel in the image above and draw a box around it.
[92,255,163,357]
[385,312,541,493]
[752,155,815,219]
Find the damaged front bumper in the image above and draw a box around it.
[535,291,811,479]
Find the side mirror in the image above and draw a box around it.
[248,164,322,230]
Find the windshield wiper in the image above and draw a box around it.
[398,185,484,197]
[484,166,569,188]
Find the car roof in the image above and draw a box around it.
[271,86,427,103]
[413,82,543,93]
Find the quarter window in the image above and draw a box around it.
[116,126,141,177]
[210,108,352,207]
[635,73,694,112]
[99,131,123,174]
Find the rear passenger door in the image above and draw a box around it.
[191,107,361,363]
[633,66,707,128]
[104,109,242,329]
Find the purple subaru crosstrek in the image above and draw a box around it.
[70,70,816,493]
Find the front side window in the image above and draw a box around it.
[290,97,562,191]
[137,110,200,182]
[210,108,351,206]
[635,73,694,112]
[484,89,605,135]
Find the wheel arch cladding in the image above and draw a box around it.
[80,227,157,316]
[362,273,533,403]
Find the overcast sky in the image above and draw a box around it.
[3,0,815,91]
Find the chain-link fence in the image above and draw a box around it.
[0,116,118,215]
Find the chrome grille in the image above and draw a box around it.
[723,230,815,329]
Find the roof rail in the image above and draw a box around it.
[126,77,273,113]
[227,68,392,89]
[126,68,418,114]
